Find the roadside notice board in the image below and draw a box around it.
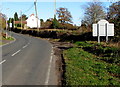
[93,19,114,43]
[10,23,12,28]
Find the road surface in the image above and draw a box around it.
[1,32,57,86]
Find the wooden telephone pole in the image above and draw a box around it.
[5,8,9,38]
[20,10,22,29]
[54,0,56,17]
[34,0,39,31]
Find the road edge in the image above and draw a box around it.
[0,36,16,47]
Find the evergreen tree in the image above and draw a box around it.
[40,19,44,26]
[51,15,59,29]
[14,12,19,21]
[14,12,19,27]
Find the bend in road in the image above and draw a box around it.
[2,32,57,85]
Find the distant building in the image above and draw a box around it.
[26,14,40,28]
[14,21,27,29]
[14,21,27,24]
[14,14,40,29]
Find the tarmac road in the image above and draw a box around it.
[1,32,57,86]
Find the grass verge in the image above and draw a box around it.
[63,41,120,85]
[0,36,14,46]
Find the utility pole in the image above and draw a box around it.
[14,18,15,28]
[54,0,56,17]
[6,16,7,38]
[9,18,11,38]
[20,10,22,29]
[34,0,39,31]
[5,8,9,39]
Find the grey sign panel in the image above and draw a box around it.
[99,24,106,36]
[10,23,12,28]
[93,24,97,36]
[107,23,114,36]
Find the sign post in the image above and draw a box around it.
[97,24,100,43]
[93,19,114,43]
[105,23,108,42]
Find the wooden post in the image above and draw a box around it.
[97,24,100,43]
[54,0,56,16]
[21,10,22,29]
[5,16,8,38]
[10,18,11,37]
[34,0,39,31]
[106,23,108,43]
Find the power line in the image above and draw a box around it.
[23,4,34,14]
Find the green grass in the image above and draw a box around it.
[63,42,120,85]
[75,41,120,64]
[0,36,14,46]
[0,42,3,45]
[5,37,14,40]
[2,36,14,40]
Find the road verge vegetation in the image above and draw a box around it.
[0,32,14,45]
[63,41,120,85]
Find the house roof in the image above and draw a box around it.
[14,21,27,24]
[30,14,35,17]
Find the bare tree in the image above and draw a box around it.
[82,2,106,27]
[57,7,72,24]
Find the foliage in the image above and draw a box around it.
[57,7,72,24]
[19,14,28,27]
[107,1,120,40]
[75,41,120,64]
[40,19,52,29]
[14,12,19,27]
[14,12,19,21]
[50,16,60,29]
[40,19,44,26]
[57,23,77,30]
[5,37,14,40]
[1,32,14,40]
[0,13,6,29]
[75,41,94,47]
[40,17,77,30]
[19,14,28,21]
[63,46,120,85]
[8,18,14,28]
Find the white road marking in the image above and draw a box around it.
[45,49,53,85]
[23,42,30,49]
[11,50,21,56]
[27,42,30,45]
[0,60,6,64]
[22,45,28,48]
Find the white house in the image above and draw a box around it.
[26,14,40,28]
